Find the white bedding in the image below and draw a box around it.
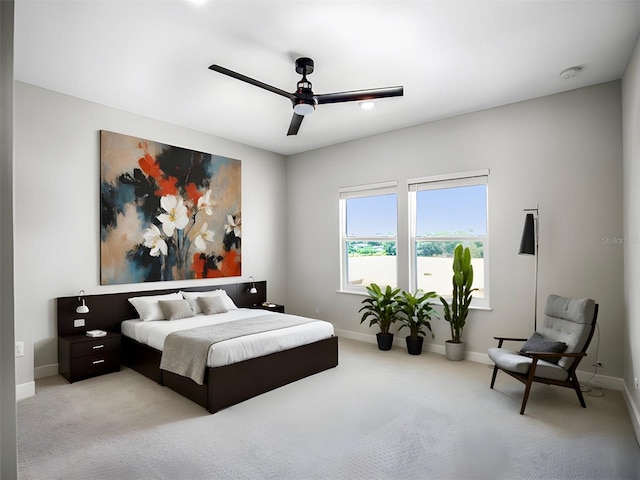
[121,308,334,368]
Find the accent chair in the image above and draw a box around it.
[488,294,598,414]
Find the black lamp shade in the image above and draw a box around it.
[519,213,536,255]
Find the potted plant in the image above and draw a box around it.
[397,289,439,355]
[359,283,401,350]
[440,244,477,361]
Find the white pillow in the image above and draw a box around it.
[128,292,182,321]
[180,289,238,314]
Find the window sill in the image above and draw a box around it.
[336,289,368,297]
[337,289,493,311]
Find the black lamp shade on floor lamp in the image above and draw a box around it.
[519,213,536,255]
[519,209,539,330]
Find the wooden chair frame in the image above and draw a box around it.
[490,304,598,415]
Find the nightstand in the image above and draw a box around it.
[58,332,121,383]
[250,303,285,313]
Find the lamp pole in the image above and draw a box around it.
[519,206,539,331]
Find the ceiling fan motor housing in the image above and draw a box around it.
[295,57,314,75]
[293,58,317,115]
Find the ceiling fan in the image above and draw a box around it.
[209,57,404,136]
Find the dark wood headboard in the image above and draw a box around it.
[56,280,267,337]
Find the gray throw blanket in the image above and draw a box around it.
[159,314,316,385]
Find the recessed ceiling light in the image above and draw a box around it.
[360,101,375,110]
[560,66,582,80]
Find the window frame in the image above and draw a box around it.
[408,170,490,308]
[338,181,398,294]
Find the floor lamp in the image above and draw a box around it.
[519,206,539,331]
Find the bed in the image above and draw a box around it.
[56,281,339,413]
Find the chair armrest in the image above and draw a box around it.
[526,351,588,378]
[493,336,528,348]
[525,351,586,359]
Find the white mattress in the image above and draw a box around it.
[121,308,334,368]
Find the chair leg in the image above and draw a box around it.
[520,378,534,415]
[520,361,539,415]
[570,374,587,408]
[490,365,499,389]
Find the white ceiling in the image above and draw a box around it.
[14,0,640,156]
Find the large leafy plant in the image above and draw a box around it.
[440,244,478,344]
[359,283,401,334]
[397,290,439,339]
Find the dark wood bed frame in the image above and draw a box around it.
[57,281,339,413]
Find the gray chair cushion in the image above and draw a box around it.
[538,295,596,369]
[488,347,569,381]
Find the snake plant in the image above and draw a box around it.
[440,244,478,344]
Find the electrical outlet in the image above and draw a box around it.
[15,341,24,357]
[74,318,85,328]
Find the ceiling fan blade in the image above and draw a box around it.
[316,86,403,105]
[287,113,304,136]
[209,65,292,99]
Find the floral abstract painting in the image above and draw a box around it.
[100,130,241,284]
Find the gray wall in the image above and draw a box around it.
[286,82,624,378]
[13,82,288,389]
[1,1,17,477]
[622,33,640,439]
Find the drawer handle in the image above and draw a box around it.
[92,359,105,365]
[92,345,104,350]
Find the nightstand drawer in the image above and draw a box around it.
[70,335,121,358]
[71,351,120,379]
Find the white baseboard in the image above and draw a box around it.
[334,329,378,345]
[35,363,58,380]
[335,329,448,354]
[578,370,625,391]
[16,364,58,402]
[622,383,640,446]
[16,381,35,402]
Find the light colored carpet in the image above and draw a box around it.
[17,338,640,480]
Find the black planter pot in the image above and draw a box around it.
[405,336,424,355]
[376,332,394,351]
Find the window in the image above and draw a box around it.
[409,170,489,306]
[339,182,397,292]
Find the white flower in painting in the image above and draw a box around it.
[224,214,241,238]
[142,224,168,257]
[194,222,215,252]
[157,195,189,236]
[197,189,216,216]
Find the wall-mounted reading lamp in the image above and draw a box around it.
[248,276,258,294]
[76,290,90,314]
[518,206,539,330]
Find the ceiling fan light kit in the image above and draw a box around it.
[209,56,403,136]
[293,100,316,116]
